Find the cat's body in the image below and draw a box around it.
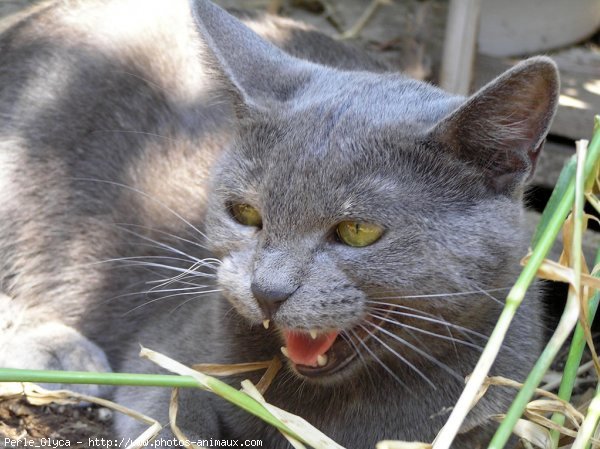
[0,0,558,447]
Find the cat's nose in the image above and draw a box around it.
[251,282,294,320]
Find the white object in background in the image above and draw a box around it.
[440,0,482,95]
[478,0,600,57]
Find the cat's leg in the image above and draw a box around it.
[0,293,112,396]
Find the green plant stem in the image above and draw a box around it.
[549,248,600,448]
[587,381,600,449]
[572,394,600,449]
[489,138,592,449]
[0,368,200,387]
[0,368,300,441]
[432,118,600,449]
[531,154,577,247]
[203,376,302,442]
[433,165,574,449]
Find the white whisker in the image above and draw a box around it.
[348,328,409,390]
[339,331,377,389]
[366,303,489,341]
[88,255,206,267]
[146,260,210,294]
[368,287,511,301]
[367,312,483,351]
[99,283,213,304]
[357,324,436,388]
[473,286,504,306]
[122,288,222,316]
[168,290,222,314]
[146,278,213,288]
[144,285,212,294]
[363,321,463,382]
[119,261,215,277]
[114,225,209,264]
[70,178,208,242]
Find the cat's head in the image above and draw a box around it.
[192,0,559,382]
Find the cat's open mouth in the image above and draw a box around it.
[278,310,390,377]
[280,329,354,377]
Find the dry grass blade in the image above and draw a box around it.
[376,442,431,449]
[254,357,282,394]
[483,377,584,423]
[240,381,308,449]
[541,361,595,391]
[192,357,282,395]
[585,193,600,218]
[142,347,211,387]
[522,255,600,377]
[478,376,600,447]
[558,214,590,273]
[142,347,345,449]
[169,388,205,449]
[192,359,276,376]
[451,375,595,446]
[524,406,579,439]
[491,417,552,449]
[168,357,281,447]
[559,211,600,379]
[571,394,600,449]
[241,380,345,449]
[520,256,600,290]
[0,382,161,449]
[525,399,583,433]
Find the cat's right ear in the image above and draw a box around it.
[188,0,313,114]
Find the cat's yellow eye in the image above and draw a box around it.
[230,203,262,227]
[336,221,384,247]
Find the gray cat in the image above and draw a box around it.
[0,0,559,447]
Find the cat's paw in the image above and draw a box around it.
[0,296,112,397]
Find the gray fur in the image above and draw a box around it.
[0,0,558,447]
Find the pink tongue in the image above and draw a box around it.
[283,330,339,367]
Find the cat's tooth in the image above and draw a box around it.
[309,329,318,340]
[262,319,270,330]
[317,354,328,367]
[280,346,289,358]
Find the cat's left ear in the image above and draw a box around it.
[188,0,313,112]
[429,57,559,195]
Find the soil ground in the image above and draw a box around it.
[0,399,112,448]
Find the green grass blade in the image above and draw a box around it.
[531,154,577,248]
[572,394,600,449]
[433,118,600,449]
[549,248,600,447]
[0,367,301,442]
[489,134,599,448]
[0,368,201,388]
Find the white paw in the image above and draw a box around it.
[0,295,112,397]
